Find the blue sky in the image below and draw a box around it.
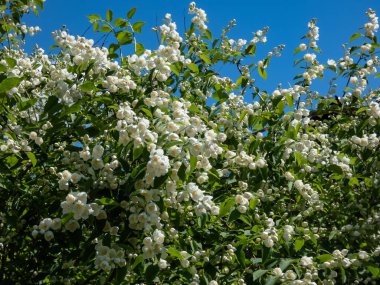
[24,0,380,94]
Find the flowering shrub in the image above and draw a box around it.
[1,1,380,284]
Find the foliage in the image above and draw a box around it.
[0,1,380,284]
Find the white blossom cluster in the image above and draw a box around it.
[61,192,104,220]
[95,241,126,271]
[1,2,379,284]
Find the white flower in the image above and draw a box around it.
[284,270,297,280]
[158,258,168,269]
[294,180,304,190]
[44,230,54,241]
[273,267,283,277]
[92,144,104,159]
[299,43,307,51]
[153,229,165,244]
[300,256,313,267]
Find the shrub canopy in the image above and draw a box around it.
[0,1,380,284]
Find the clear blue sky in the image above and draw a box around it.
[24,0,380,94]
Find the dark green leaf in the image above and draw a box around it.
[131,255,144,270]
[265,276,279,285]
[252,269,268,281]
[279,259,293,271]
[145,264,159,283]
[177,163,187,181]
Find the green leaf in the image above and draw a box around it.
[132,21,145,34]
[93,21,100,32]
[87,14,101,22]
[189,155,197,176]
[145,264,159,283]
[219,197,235,217]
[61,213,74,225]
[114,267,128,285]
[258,67,267,80]
[294,239,304,252]
[375,73,380,78]
[0,77,23,94]
[279,259,293,271]
[200,54,211,64]
[135,43,145,55]
[249,197,258,210]
[356,106,368,114]
[239,110,247,123]
[97,197,118,206]
[340,267,347,283]
[106,9,113,22]
[170,64,181,77]
[368,266,380,278]
[265,276,279,285]
[244,44,256,55]
[26,152,37,167]
[133,146,145,161]
[252,269,268,281]
[127,7,137,19]
[349,177,359,186]
[236,245,246,267]
[187,63,199,73]
[114,18,127,28]
[349,33,362,42]
[228,209,241,222]
[34,0,44,9]
[328,164,343,175]
[204,29,212,41]
[5,57,17,68]
[167,247,183,259]
[0,63,7,73]
[43,96,60,115]
[177,163,187,181]
[80,81,97,93]
[329,230,338,240]
[140,107,153,119]
[317,254,333,263]
[117,31,133,45]
[293,47,301,55]
[153,174,168,188]
[99,25,112,33]
[286,95,293,108]
[131,255,144,270]
[5,155,18,167]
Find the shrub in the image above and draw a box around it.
[0,1,380,284]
